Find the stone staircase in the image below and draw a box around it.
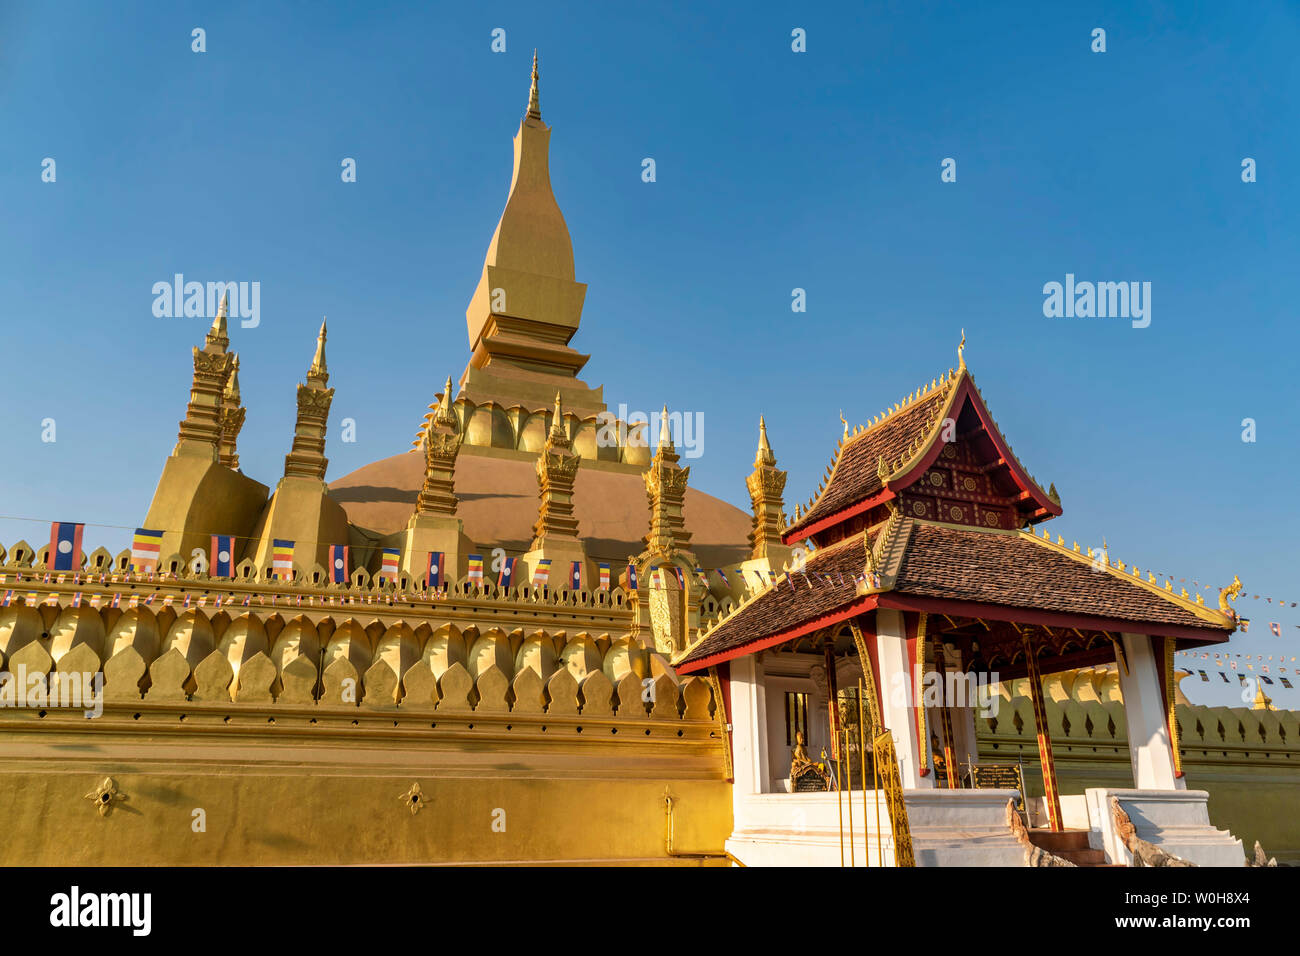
[1025,828,1119,866]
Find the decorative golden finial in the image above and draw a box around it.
[307,317,328,384]
[839,409,849,439]
[206,292,230,348]
[1253,684,1273,711]
[755,415,776,467]
[550,391,566,440]
[958,328,966,369]
[527,49,541,120]
[658,404,673,450]
[434,375,457,426]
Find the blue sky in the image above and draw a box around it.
[0,1,1296,705]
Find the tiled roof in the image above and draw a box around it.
[894,523,1227,632]
[785,379,953,537]
[675,519,1232,671]
[673,532,875,669]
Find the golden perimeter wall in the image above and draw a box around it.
[0,546,735,866]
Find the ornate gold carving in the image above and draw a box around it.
[399,781,425,815]
[84,776,121,817]
[1218,575,1243,615]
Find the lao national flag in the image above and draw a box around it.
[672,567,686,589]
[48,522,84,572]
[210,535,235,577]
[627,563,638,590]
[498,556,516,588]
[570,561,582,589]
[598,563,611,590]
[427,551,444,589]
[1270,622,1281,637]
[715,568,729,586]
[329,545,350,584]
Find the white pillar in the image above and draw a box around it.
[729,653,769,799]
[1117,633,1183,791]
[875,609,932,789]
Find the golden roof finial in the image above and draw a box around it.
[527,49,541,120]
[839,409,849,439]
[755,415,776,467]
[307,317,328,384]
[958,328,966,369]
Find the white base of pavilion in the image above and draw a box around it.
[726,789,1024,867]
[1087,788,1244,867]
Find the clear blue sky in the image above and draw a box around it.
[1,1,1296,706]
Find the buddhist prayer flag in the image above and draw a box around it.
[498,556,516,588]
[329,545,350,584]
[131,528,164,573]
[272,540,295,579]
[1282,678,1295,690]
[427,551,444,589]
[1198,670,1208,682]
[210,534,236,577]
[380,548,400,581]
[48,522,84,572]
[694,567,708,587]
[570,561,582,590]
[532,559,552,587]
[467,554,484,585]
[627,563,638,590]
[1240,619,1251,632]
[598,563,611,590]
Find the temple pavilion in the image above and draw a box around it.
[672,343,1242,865]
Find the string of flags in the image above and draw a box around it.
[26,523,1294,635]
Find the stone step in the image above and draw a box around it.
[1025,828,1092,853]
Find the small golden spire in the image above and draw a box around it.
[307,318,328,385]
[1254,683,1273,711]
[839,409,849,439]
[550,391,566,439]
[206,292,230,348]
[755,416,776,467]
[958,328,966,369]
[527,49,541,120]
[434,375,457,426]
[658,404,673,450]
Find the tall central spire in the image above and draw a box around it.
[460,52,592,413]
